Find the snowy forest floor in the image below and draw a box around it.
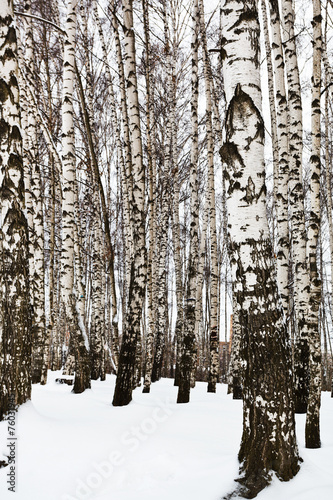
[0,372,333,500]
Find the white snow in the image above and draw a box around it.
[0,372,333,500]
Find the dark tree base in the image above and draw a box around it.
[223,473,271,499]
[31,373,42,385]
[55,378,73,386]
[177,381,190,403]
[233,385,243,400]
[207,381,216,393]
[73,356,91,394]
[177,393,189,404]
[294,401,307,414]
[174,363,180,386]
[142,385,150,393]
[305,422,321,449]
[113,391,132,406]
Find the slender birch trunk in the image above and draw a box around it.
[20,2,46,384]
[227,295,243,399]
[152,3,173,385]
[112,0,147,406]
[90,209,104,380]
[267,0,290,317]
[322,4,333,391]
[43,156,56,382]
[61,0,91,393]
[93,0,133,262]
[142,0,157,393]
[177,0,199,403]
[110,0,133,234]
[305,0,322,449]
[0,1,31,419]
[281,0,310,414]
[199,0,219,394]
[221,1,299,496]
[261,0,279,227]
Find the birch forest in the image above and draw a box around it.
[0,0,333,498]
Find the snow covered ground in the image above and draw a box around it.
[0,372,332,500]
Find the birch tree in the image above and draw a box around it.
[280,0,310,415]
[177,0,199,403]
[142,0,157,393]
[305,0,322,449]
[22,1,47,385]
[199,0,219,394]
[221,0,299,496]
[112,0,147,406]
[0,0,31,419]
[61,0,91,393]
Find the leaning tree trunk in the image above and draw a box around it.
[221,1,300,497]
[305,0,322,450]
[0,1,31,420]
[112,0,147,407]
[61,0,91,394]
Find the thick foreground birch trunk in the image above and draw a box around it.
[221,1,300,496]
[0,1,31,420]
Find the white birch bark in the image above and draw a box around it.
[0,0,31,419]
[93,0,133,262]
[152,2,173,384]
[261,0,279,230]
[23,4,46,384]
[281,0,310,414]
[112,0,147,406]
[61,0,90,393]
[267,0,289,316]
[177,0,200,403]
[305,0,322,449]
[199,0,219,394]
[221,1,299,495]
[142,0,157,393]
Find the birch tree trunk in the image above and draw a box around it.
[61,0,91,393]
[227,296,243,399]
[112,0,147,406]
[177,0,199,403]
[24,5,46,384]
[199,0,219,394]
[261,0,279,231]
[305,0,322,449]
[0,0,31,420]
[152,3,173,385]
[267,0,290,318]
[281,0,310,414]
[142,0,157,393]
[221,1,299,496]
